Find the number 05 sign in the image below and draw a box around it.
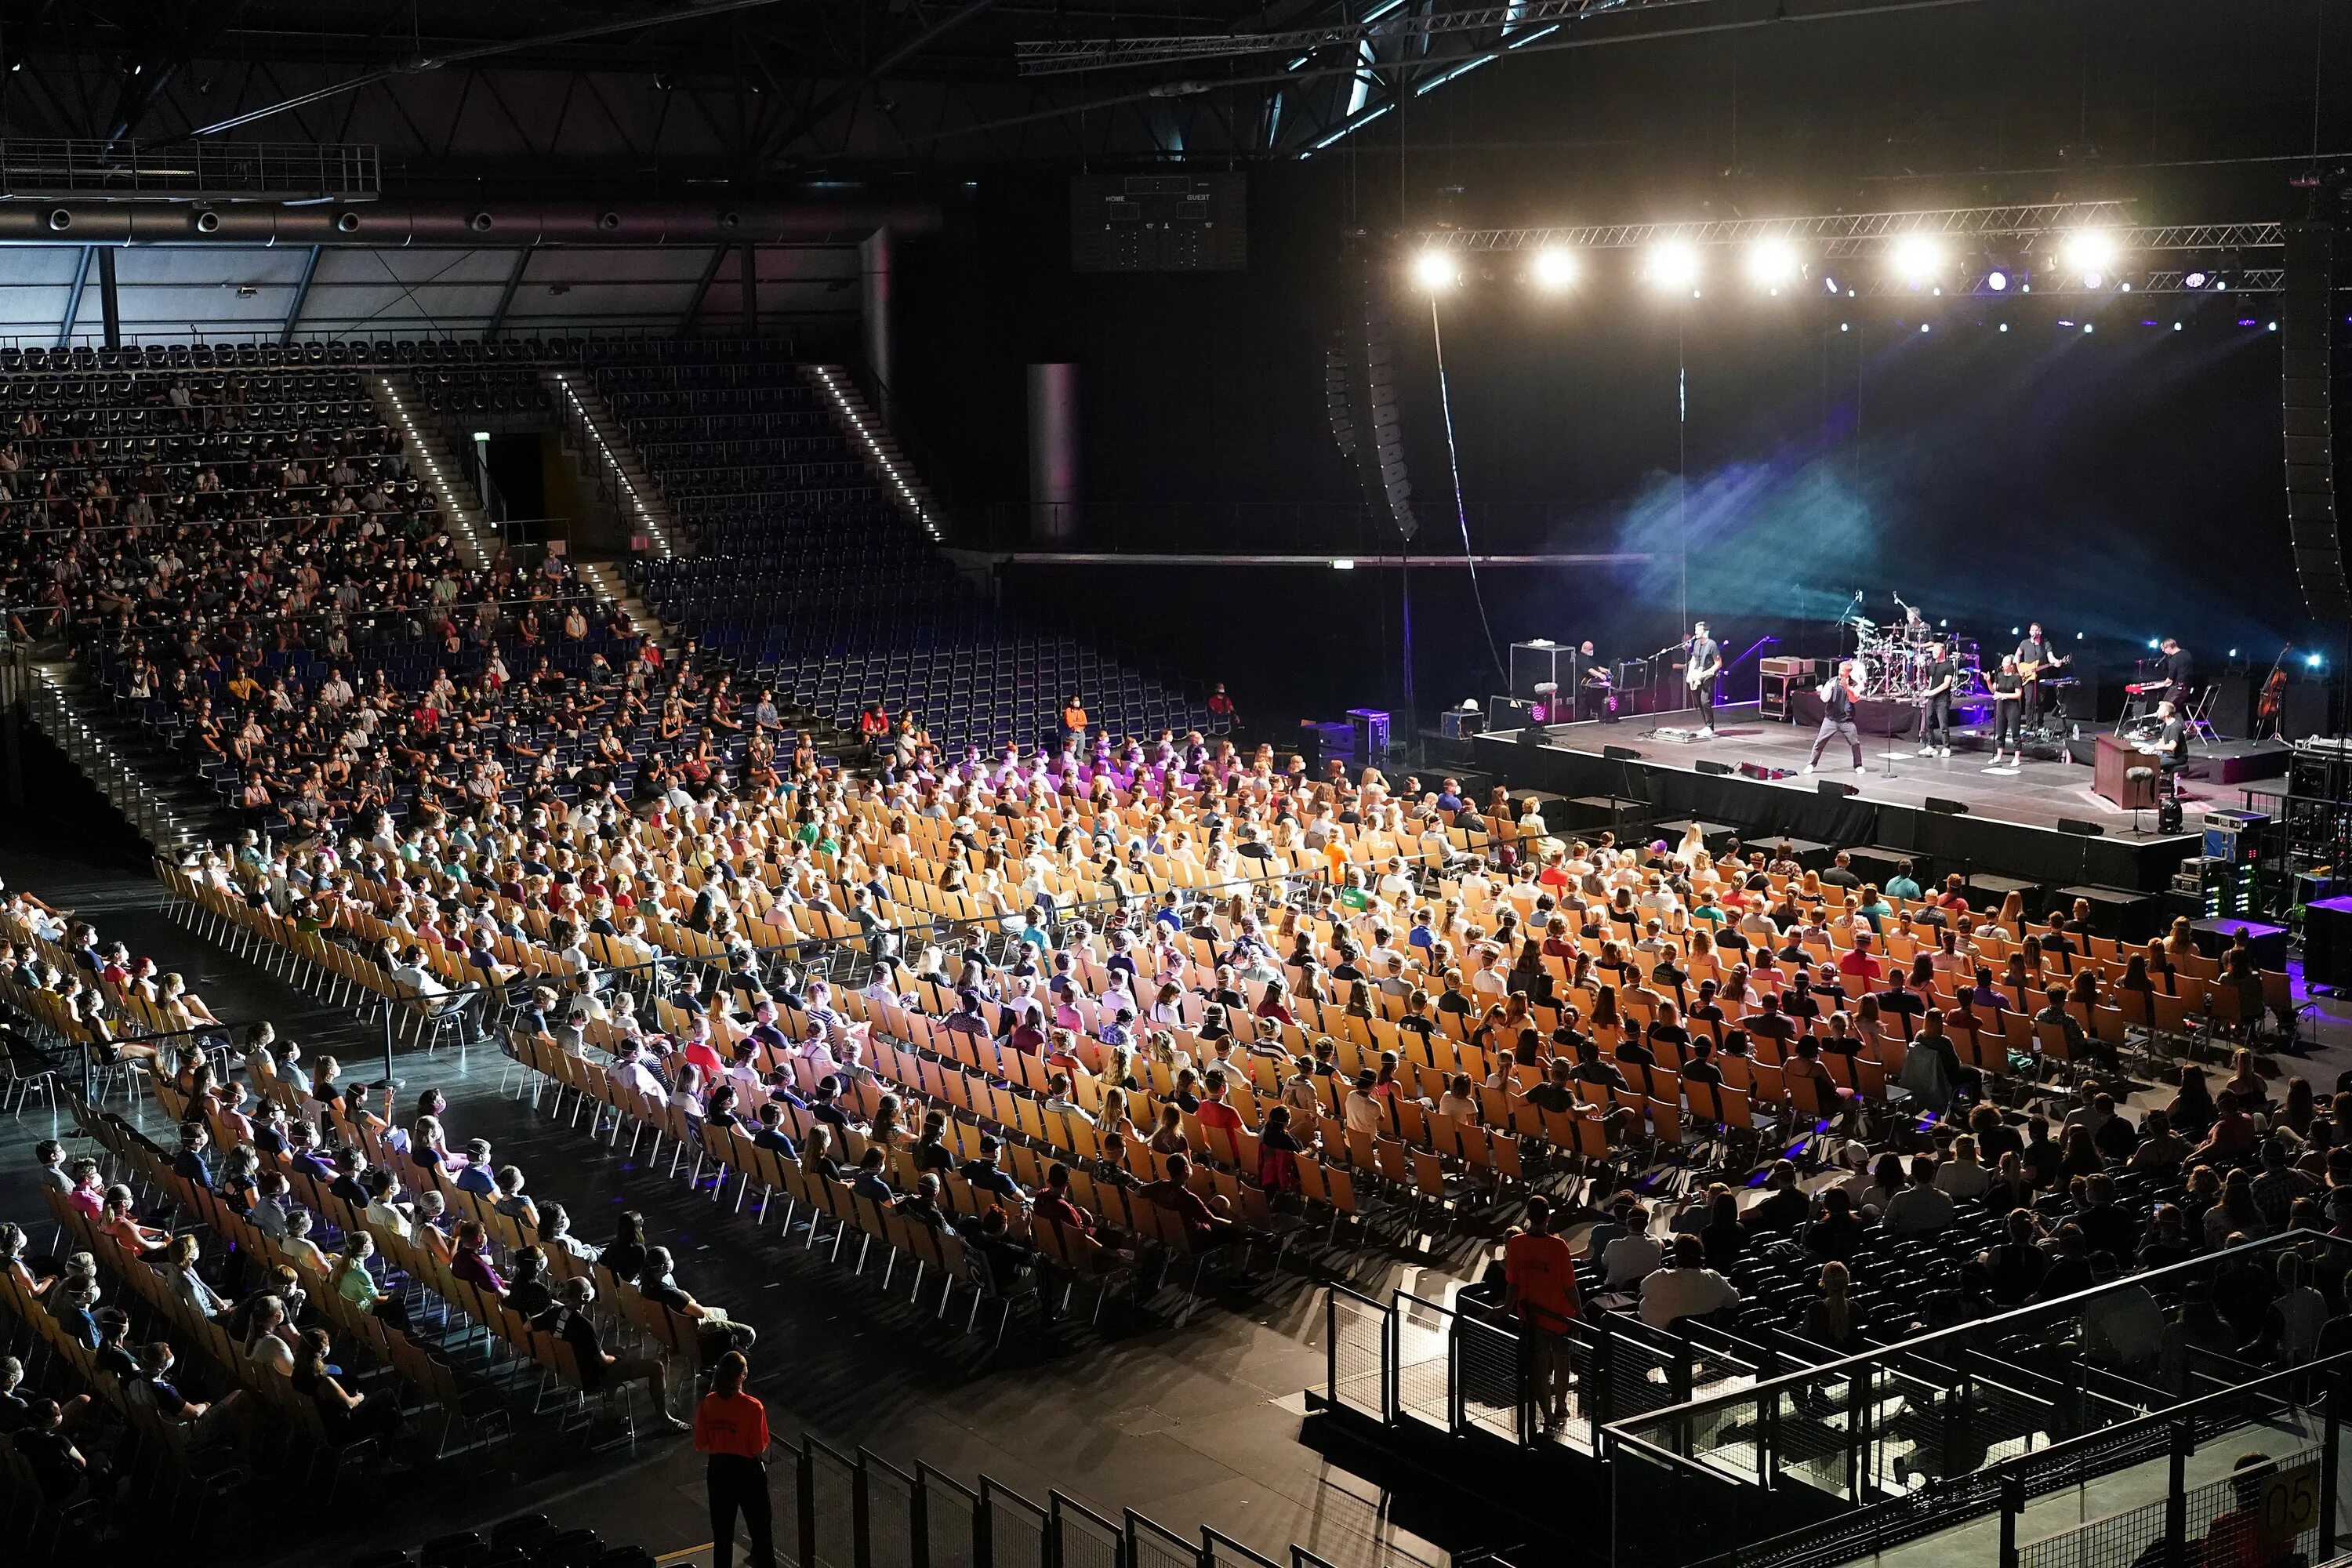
[2257,1458,2321,1546]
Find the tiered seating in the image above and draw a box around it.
[412,367,551,417]
[597,343,1211,752]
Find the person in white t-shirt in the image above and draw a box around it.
[1638,1234,1739,1329]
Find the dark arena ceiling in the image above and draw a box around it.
[0,0,2343,223]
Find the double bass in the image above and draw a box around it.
[2257,644,2292,739]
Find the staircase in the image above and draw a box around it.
[367,374,496,567]
[578,561,676,653]
[541,368,682,557]
[20,659,222,849]
[801,365,946,543]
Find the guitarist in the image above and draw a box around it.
[1686,620,1722,739]
[2015,622,2069,728]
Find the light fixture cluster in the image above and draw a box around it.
[548,372,673,557]
[1410,227,2156,299]
[811,366,940,541]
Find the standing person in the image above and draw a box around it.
[2154,636,2195,710]
[1803,661,1867,775]
[1576,640,1613,721]
[1986,655,2026,768]
[1686,622,1722,739]
[1503,1193,1583,1431]
[1916,642,1956,758]
[696,1351,775,1568]
[2015,622,2069,730]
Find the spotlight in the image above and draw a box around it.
[1822,275,1839,294]
[1889,234,1946,287]
[2183,267,2211,289]
[2058,228,2120,289]
[1745,238,1802,290]
[1529,248,1580,292]
[2308,653,2325,669]
[1986,269,2010,292]
[1645,239,1702,292]
[1410,250,1460,292]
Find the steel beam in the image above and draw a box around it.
[280,243,322,344]
[56,245,92,347]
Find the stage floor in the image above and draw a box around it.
[1532,702,2208,839]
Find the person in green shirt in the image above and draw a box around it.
[1885,862,1923,902]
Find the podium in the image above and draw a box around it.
[2092,734,2157,810]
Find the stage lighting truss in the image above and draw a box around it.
[1414,206,2286,296]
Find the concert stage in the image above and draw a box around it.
[1466,702,2281,894]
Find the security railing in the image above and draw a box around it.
[750,1432,1366,1568]
[1321,1235,2352,1568]
[0,138,379,199]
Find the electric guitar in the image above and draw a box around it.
[2016,649,2071,682]
[1685,652,1720,690]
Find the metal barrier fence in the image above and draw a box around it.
[756,1437,1325,1568]
[1321,1250,2352,1568]
[2013,1429,2329,1568]
[1321,1284,1775,1461]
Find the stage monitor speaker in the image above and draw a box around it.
[1924,797,1969,816]
[1818,781,1858,797]
[2283,220,2352,622]
[1602,745,1643,760]
[2055,818,2107,837]
[1695,760,1734,776]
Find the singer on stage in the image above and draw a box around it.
[1804,660,1867,774]
[1686,620,1722,739]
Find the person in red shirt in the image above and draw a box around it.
[1837,932,1884,985]
[1196,1069,1245,1134]
[695,1351,775,1568]
[1504,1193,1584,1431]
[1033,1163,1094,1234]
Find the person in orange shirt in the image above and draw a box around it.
[695,1351,775,1568]
[1504,1193,1584,1431]
[1061,695,1088,743]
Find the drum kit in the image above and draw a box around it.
[1839,612,1987,702]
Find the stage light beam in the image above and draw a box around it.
[1411,249,1461,292]
[1645,239,1702,292]
[2059,228,2121,289]
[1529,247,1580,292]
[1889,234,1946,287]
[1745,238,1802,291]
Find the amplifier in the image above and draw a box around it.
[1440,705,1485,740]
[1486,695,1538,731]
[1759,656,1813,677]
[1509,641,1581,701]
